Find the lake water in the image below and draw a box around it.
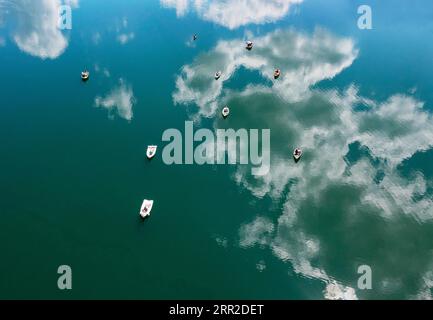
[1,0,433,299]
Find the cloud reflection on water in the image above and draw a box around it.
[174,28,357,118]
[95,79,136,121]
[161,0,303,29]
[173,27,433,299]
[0,0,79,59]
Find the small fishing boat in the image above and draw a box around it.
[274,69,281,79]
[222,106,230,118]
[246,41,253,50]
[215,71,222,80]
[193,34,197,41]
[293,148,302,162]
[81,70,89,81]
[146,145,157,159]
[140,199,154,218]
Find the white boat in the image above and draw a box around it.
[140,199,154,218]
[146,145,157,159]
[215,71,222,80]
[274,69,281,79]
[81,70,89,81]
[222,106,230,118]
[246,41,253,50]
[293,148,302,162]
[193,34,197,41]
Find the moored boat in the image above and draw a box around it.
[146,145,157,159]
[140,199,154,218]
[222,106,230,118]
[293,148,302,162]
[81,70,89,81]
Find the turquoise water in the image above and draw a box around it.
[1,0,433,299]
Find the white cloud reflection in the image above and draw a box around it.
[173,28,433,299]
[95,79,136,121]
[174,28,358,118]
[117,32,135,45]
[0,0,79,59]
[115,17,135,45]
[161,0,303,29]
